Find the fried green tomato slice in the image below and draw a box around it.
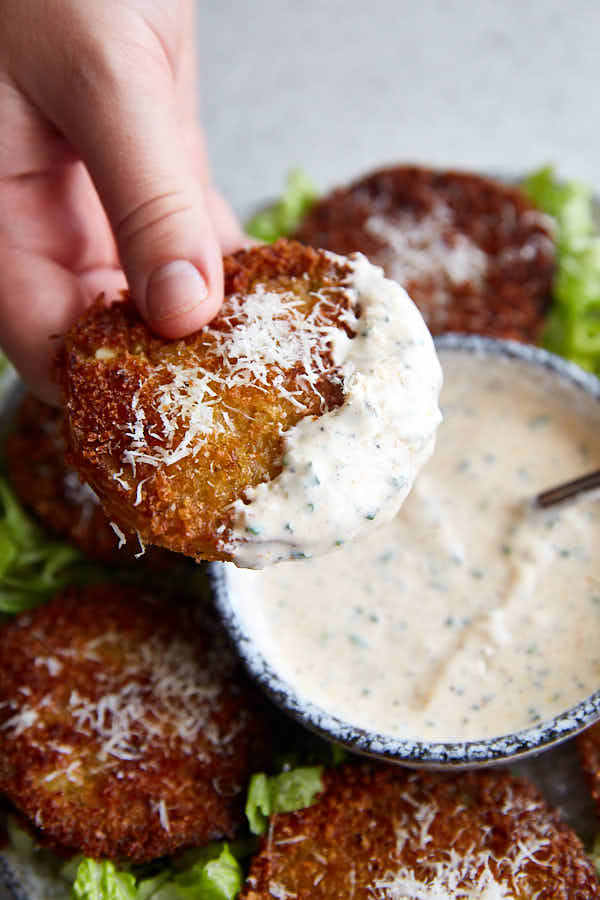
[242,763,598,899]
[56,241,357,563]
[0,585,272,862]
[294,165,555,342]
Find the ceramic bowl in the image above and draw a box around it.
[211,334,600,768]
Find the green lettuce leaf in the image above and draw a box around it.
[246,766,324,835]
[72,860,137,900]
[524,165,600,372]
[135,872,173,900]
[172,845,242,900]
[0,473,205,615]
[70,845,244,900]
[0,476,106,614]
[245,169,319,242]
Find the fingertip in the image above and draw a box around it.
[147,302,219,338]
[142,259,223,337]
[141,258,223,337]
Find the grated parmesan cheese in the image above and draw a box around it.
[65,635,223,762]
[370,798,550,900]
[0,706,38,736]
[3,631,229,769]
[120,280,357,474]
[154,798,171,833]
[269,883,297,900]
[34,657,63,677]
[109,521,127,548]
[365,204,488,306]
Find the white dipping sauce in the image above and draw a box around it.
[225,348,600,742]
[230,254,442,567]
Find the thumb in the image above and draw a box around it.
[37,44,224,337]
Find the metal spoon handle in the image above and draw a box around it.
[534,469,600,509]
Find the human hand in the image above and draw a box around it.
[0,0,246,403]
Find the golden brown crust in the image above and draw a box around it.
[242,763,598,899]
[0,585,273,862]
[56,240,357,561]
[294,165,555,342]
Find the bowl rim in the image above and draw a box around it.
[210,333,600,768]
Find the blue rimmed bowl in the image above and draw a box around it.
[211,333,600,769]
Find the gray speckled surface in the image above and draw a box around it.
[3,2,600,895]
[198,0,600,217]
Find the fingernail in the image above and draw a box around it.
[146,260,208,322]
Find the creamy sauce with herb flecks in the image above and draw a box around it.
[225,349,600,741]
[229,253,442,567]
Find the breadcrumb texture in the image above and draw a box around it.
[294,165,555,342]
[0,585,272,862]
[242,763,599,899]
[56,241,357,562]
[4,394,169,566]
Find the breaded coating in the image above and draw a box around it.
[0,585,272,862]
[242,764,598,899]
[56,241,357,562]
[577,721,600,816]
[294,165,555,341]
[4,394,167,564]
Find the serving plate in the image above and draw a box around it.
[2,301,600,894]
[0,381,592,897]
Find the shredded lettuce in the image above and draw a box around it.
[245,766,324,835]
[173,838,258,873]
[0,472,210,616]
[524,165,600,372]
[71,845,243,900]
[4,817,248,900]
[245,169,319,242]
[171,845,242,900]
[73,860,137,900]
[0,476,106,615]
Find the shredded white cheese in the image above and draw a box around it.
[65,635,223,762]
[365,204,488,306]
[34,657,62,677]
[155,798,171,833]
[269,884,298,900]
[0,706,38,736]
[2,631,229,769]
[109,521,127,548]
[369,795,550,900]
[119,278,357,474]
